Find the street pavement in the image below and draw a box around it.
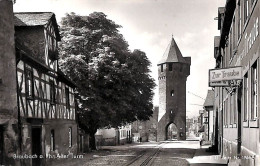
[50,135,228,166]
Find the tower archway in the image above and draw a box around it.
[166,122,178,140]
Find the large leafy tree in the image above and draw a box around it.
[58,12,155,149]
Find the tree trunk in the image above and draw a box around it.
[89,132,97,150]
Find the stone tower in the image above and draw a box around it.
[157,37,190,141]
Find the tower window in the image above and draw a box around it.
[161,64,163,72]
[170,90,174,96]
[169,63,172,71]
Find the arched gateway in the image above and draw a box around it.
[157,37,191,141]
[166,123,178,140]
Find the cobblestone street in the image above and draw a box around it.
[50,139,228,166]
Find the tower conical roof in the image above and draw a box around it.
[158,37,186,65]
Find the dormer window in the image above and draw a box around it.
[48,49,58,61]
[48,31,58,60]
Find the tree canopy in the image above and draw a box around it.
[58,12,156,144]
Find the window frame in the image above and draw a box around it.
[234,92,237,125]
[230,94,234,125]
[25,66,34,99]
[238,2,242,40]
[229,28,233,60]
[49,80,56,104]
[69,127,72,148]
[232,16,236,53]
[244,0,249,24]
[244,73,249,121]
[65,87,70,109]
[50,129,55,151]
[251,61,258,119]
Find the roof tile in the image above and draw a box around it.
[14,12,53,26]
[158,37,187,64]
[203,90,214,107]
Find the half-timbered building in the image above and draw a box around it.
[13,12,78,166]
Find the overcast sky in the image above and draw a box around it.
[14,0,226,118]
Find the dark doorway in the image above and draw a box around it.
[79,134,83,153]
[0,126,4,165]
[32,127,42,166]
[117,130,120,145]
[237,87,242,156]
[166,123,178,140]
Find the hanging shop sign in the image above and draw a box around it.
[209,66,242,86]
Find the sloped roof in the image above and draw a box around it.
[158,37,187,65]
[14,12,61,41]
[203,90,214,107]
[14,12,53,26]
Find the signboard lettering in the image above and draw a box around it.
[209,67,242,83]
[209,80,229,87]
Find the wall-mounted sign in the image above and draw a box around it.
[209,80,229,87]
[209,66,242,83]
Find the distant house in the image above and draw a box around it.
[198,109,209,142]
[131,106,159,142]
[203,90,214,144]
[95,124,131,146]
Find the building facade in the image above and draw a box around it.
[15,12,78,166]
[95,124,131,146]
[157,37,191,141]
[203,90,215,145]
[0,2,79,165]
[213,0,260,165]
[131,106,158,142]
